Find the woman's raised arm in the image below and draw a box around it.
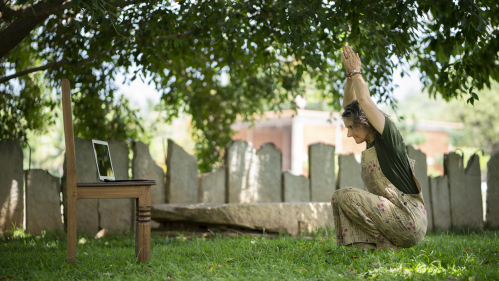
[341,44,386,135]
[342,78,356,108]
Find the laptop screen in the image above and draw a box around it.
[93,142,114,178]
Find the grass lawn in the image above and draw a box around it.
[1,228,498,280]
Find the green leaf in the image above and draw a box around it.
[73,20,81,29]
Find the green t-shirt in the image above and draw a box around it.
[366,116,419,194]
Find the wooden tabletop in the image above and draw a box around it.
[77,180,156,187]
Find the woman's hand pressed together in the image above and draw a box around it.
[341,44,362,74]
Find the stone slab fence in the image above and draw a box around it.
[282,172,310,202]
[309,143,335,202]
[430,176,451,231]
[2,138,498,233]
[444,152,484,230]
[337,153,365,191]
[225,140,257,203]
[165,139,197,204]
[199,167,225,203]
[0,140,24,232]
[486,153,499,228]
[26,169,64,234]
[407,146,433,230]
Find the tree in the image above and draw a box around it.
[391,82,499,155]
[1,0,498,172]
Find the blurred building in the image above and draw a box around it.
[231,109,464,176]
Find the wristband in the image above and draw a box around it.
[346,70,362,79]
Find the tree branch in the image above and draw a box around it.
[0,53,101,84]
[0,0,66,59]
[0,0,71,18]
[0,0,143,19]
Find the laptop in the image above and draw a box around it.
[92,139,149,182]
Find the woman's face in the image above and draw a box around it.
[343,118,369,144]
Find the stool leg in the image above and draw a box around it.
[67,193,77,263]
[135,186,151,262]
[135,198,139,258]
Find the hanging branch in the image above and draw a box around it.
[0,27,197,83]
[0,53,101,84]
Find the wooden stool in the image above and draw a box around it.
[61,78,155,263]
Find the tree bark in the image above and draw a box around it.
[0,0,145,60]
[0,0,66,59]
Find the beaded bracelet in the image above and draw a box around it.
[346,70,362,79]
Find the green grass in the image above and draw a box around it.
[1,228,498,280]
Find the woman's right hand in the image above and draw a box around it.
[341,44,362,74]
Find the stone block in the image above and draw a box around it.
[464,154,484,229]
[0,140,24,232]
[26,169,63,234]
[282,172,310,202]
[62,137,99,235]
[152,202,334,235]
[98,198,132,233]
[133,141,165,205]
[406,146,433,230]
[337,154,365,190]
[445,152,481,229]
[199,167,226,204]
[99,140,132,234]
[225,140,256,203]
[430,176,451,231]
[249,143,282,202]
[165,139,198,203]
[308,143,335,202]
[486,153,499,228]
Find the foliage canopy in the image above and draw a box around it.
[391,82,499,155]
[1,0,498,171]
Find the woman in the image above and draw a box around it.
[331,44,427,251]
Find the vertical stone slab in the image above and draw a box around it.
[0,140,24,232]
[133,141,165,228]
[99,140,132,234]
[133,141,166,205]
[309,143,335,202]
[282,172,310,202]
[249,143,282,203]
[445,152,470,229]
[486,153,499,228]
[337,154,365,190]
[62,137,99,235]
[407,146,433,230]
[464,154,484,229]
[225,140,256,203]
[430,176,452,231]
[26,170,63,234]
[165,139,198,203]
[199,167,226,204]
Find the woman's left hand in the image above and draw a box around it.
[341,44,362,74]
